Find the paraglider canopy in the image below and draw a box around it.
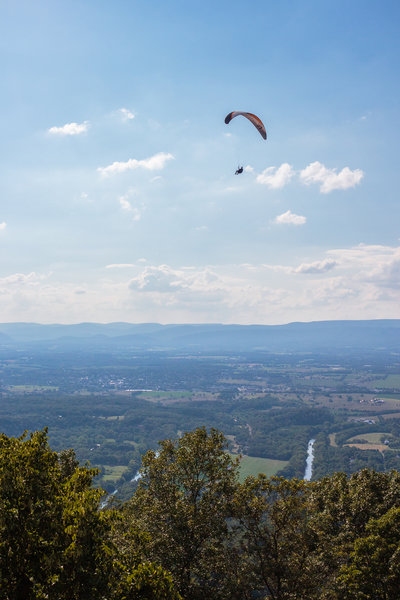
[225,111,267,140]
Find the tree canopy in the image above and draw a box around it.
[1,427,400,599]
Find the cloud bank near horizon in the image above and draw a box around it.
[0,243,398,324]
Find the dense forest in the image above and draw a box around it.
[2,427,400,600]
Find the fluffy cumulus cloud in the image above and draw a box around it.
[128,265,224,303]
[327,244,400,290]
[98,152,174,176]
[274,210,306,225]
[253,161,364,193]
[299,161,364,193]
[294,259,337,274]
[256,163,295,189]
[48,121,89,135]
[129,265,189,293]
[0,222,6,231]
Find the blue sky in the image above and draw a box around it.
[1,0,399,324]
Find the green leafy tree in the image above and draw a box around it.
[308,469,400,599]
[338,506,400,600]
[0,430,112,599]
[122,427,240,600]
[232,475,322,600]
[0,430,179,600]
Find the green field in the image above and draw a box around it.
[329,433,338,446]
[233,455,289,481]
[137,391,191,402]
[7,385,58,392]
[347,432,390,444]
[101,465,129,483]
[371,375,400,389]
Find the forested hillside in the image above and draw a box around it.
[1,427,400,600]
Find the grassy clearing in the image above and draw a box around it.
[329,433,338,447]
[7,384,58,392]
[313,393,400,413]
[138,391,188,399]
[137,391,194,404]
[371,375,400,389]
[101,465,128,483]
[226,435,240,453]
[232,454,288,482]
[344,443,388,453]
[312,394,373,409]
[347,433,390,444]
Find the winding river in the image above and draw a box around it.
[304,438,315,481]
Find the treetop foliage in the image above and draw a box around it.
[1,427,400,599]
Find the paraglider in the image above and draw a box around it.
[225,111,267,175]
[224,111,267,140]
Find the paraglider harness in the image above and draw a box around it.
[235,166,244,175]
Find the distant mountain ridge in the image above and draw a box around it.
[0,320,399,353]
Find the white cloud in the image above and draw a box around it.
[0,272,49,286]
[98,152,174,176]
[299,161,364,193]
[118,190,142,221]
[119,196,132,212]
[0,247,399,323]
[256,163,294,189]
[129,265,185,293]
[294,259,337,274]
[0,222,6,231]
[128,265,220,296]
[274,210,306,226]
[327,244,400,291]
[105,264,135,269]
[48,121,89,135]
[244,165,254,173]
[371,259,400,289]
[253,161,363,194]
[118,107,135,121]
